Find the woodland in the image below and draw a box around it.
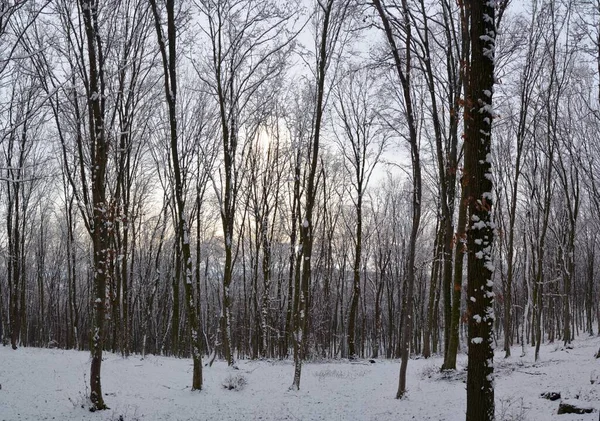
[0,0,599,419]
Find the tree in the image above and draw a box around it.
[107,0,156,356]
[372,0,422,399]
[281,85,311,359]
[333,67,387,359]
[2,72,44,350]
[149,0,204,390]
[493,6,544,358]
[244,111,286,358]
[0,0,50,355]
[404,0,463,368]
[0,1,50,76]
[462,0,497,418]
[77,0,111,410]
[373,0,422,399]
[194,0,296,366]
[290,0,351,390]
[524,0,572,359]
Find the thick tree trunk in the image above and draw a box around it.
[463,0,497,419]
[68,201,79,350]
[120,197,130,357]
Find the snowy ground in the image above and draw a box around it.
[1,336,599,421]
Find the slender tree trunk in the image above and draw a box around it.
[445,0,470,370]
[261,215,273,358]
[372,0,421,398]
[171,243,181,356]
[150,0,203,389]
[446,183,467,370]
[348,196,362,358]
[291,0,345,390]
[586,246,594,336]
[78,0,109,409]
[285,149,301,357]
[423,224,442,358]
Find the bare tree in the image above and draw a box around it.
[2,71,45,350]
[493,6,544,358]
[290,0,351,390]
[372,0,422,399]
[333,66,387,359]
[76,0,111,410]
[107,0,155,357]
[149,0,204,390]
[194,0,296,366]
[462,0,497,418]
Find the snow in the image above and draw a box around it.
[479,104,494,115]
[480,34,495,43]
[1,336,599,420]
[472,221,487,230]
[484,261,496,272]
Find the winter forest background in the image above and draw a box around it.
[1,0,599,418]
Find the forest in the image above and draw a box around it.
[0,0,599,419]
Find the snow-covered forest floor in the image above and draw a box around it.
[1,335,599,421]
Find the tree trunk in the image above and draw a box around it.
[150,0,203,389]
[79,0,109,409]
[171,243,181,356]
[463,0,497,419]
[372,0,421,399]
[586,247,594,336]
[348,195,362,359]
[291,0,346,390]
[446,182,467,370]
[423,223,442,359]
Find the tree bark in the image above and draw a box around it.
[463,0,497,419]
